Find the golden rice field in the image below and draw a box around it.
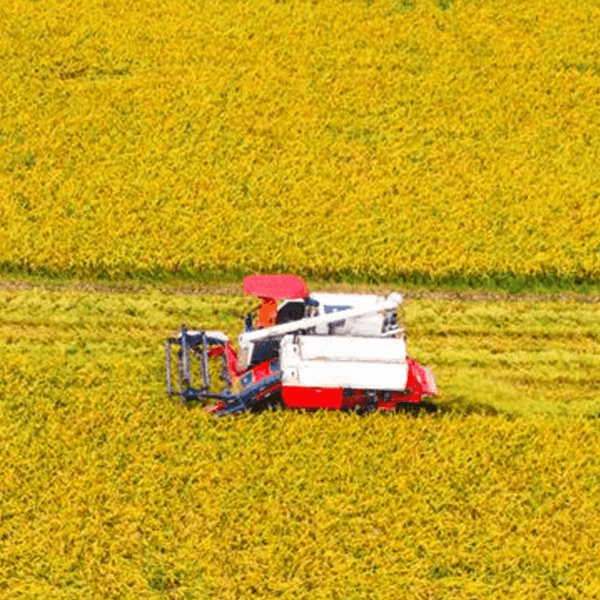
[1,285,600,598]
[2,0,600,592]
[1,0,600,282]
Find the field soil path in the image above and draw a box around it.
[0,278,599,303]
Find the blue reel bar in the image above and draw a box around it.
[166,324,280,412]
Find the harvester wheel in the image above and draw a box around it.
[365,391,378,413]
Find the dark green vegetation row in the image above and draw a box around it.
[1,287,599,598]
[1,265,599,296]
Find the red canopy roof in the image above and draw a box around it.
[243,275,309,300]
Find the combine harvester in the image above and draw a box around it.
[165,275,437,416]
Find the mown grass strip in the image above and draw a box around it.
[1,287,599,416]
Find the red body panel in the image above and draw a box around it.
[282,386,422,411]
[283,386,345,410]
[406,358,438,397]
[252,360,274,382]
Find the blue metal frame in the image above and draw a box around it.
[214,373,282,416]
[166,324,281,414]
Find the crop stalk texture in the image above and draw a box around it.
[1,287,600,598]
[1,0,600,283]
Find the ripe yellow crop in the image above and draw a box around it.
[0,286,599,598]
[1,0,600,281]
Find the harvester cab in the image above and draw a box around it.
[243,274,309,331]
[165,275,437,416]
